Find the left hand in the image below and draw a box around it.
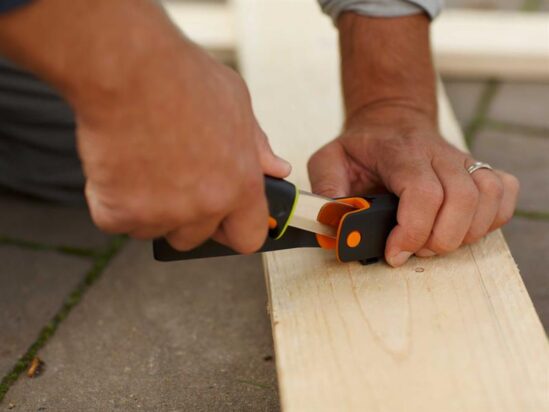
[307,107,520,267]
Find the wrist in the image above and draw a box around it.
[344,103,438,136]
[344,99,437,130]
[338,12,437,126]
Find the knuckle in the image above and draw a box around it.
[308,144,331,166]
[496,209,514,227]
[124,206,147,226]
[195,179,237,216]
[200,191,232,217]
[464,185,480,203]
[307,151,321,171]
[463,229,484,245]
[91,210,121,233]
[502,173,520,193]
[236,234,266,254]
[416,182,444,208]
[243,173,264,198]
[404,224,431,247]
[88,200,130,234]
[456,185,479,209]
[479,176,504,199]
[166,233,195,252]
[122,199,160,228]
[316,184,340,197]
[430,233,461,254]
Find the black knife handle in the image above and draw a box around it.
[265,176,297,239]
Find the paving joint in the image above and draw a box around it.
[521,0,542,11]
[235,379,276,391]
[483,119,549,139]
[514,209,549,221]
[0,235,127,404]
[464,80,500,149]
[0,235,100,259]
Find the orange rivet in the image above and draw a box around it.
[268,217,278,229]
[346,231,361,248]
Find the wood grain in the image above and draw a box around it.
[232,0,549,410]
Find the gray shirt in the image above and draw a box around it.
[319,0,443,20]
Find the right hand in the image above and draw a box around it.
[0,0,290,253]
[75,41,290,253]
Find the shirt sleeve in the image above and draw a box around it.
[318,0,443,21]
[0,0,33,13]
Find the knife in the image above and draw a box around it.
[153,176,398,264]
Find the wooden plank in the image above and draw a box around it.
[432,10,549,80]
[163,2,549,81]
[232,0,549,410]
[161,0,235,61]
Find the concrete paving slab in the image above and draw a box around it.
[472,130,549,211]
[0,246,91,378]
[488,83,549,129]
[503,218,549,331]
[443,79,486,128]
[0,190,110,250]
[1,241,278,412]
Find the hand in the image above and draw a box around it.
[77,42,291,253]
[308,107,519,267]
[0,0,290,253]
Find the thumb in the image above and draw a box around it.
[307,142,350,198]
[255,129,292,178]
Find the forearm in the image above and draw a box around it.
[337,12,437,126]
[0,0,186,109]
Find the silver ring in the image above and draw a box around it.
[467,161,493,175]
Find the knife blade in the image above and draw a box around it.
[290,190,355,238]
[265,176,356,240]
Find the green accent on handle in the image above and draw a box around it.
[274,187,299,240]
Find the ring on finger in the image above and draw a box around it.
[467,161,493,175]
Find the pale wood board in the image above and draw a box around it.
[232,0,549,411]
[163,1,549,81]
[161,0,235,62]
[432,10,549,81]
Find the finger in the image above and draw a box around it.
[463,169,504,244]
[384,162,444,267]
[165,215,223,251]
[418,158,479,256]
[490,170,520,230]
[221,174,269,254]
[255,128,292,178]
[307,141,351,198]
[212,226,230,247]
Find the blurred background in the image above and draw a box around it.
[0,0,547,410]
[443,0,549,326]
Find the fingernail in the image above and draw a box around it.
[416,248,436,257]
[276,156,292,173]
[387,251,412,267]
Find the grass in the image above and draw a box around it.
[464,80,500,149]
[483,119,549,139]
[515,209,549,221]
[235,379,275,390]
[0,235,99,259]
[0,235,127,404]
[521,0,543,11]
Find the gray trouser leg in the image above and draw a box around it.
[0,57,85,205]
